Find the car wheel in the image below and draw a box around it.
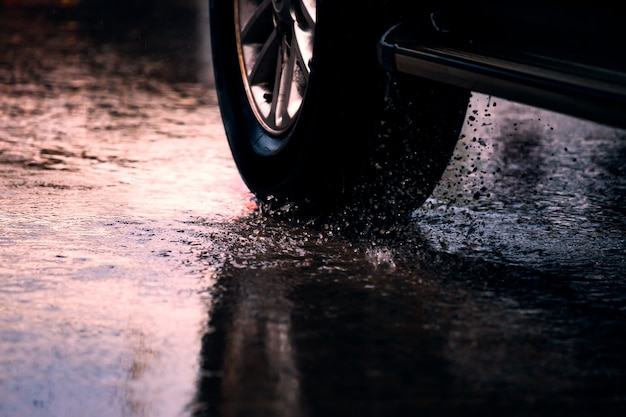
[209,0,470,231]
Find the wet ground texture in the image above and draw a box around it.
[1,4,626,417]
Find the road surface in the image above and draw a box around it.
[1,5,625,417]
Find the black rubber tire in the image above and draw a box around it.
[209,0,470,230]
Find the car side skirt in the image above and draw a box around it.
[378,22,626,130]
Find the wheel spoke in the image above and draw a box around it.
[292,0,316,29]
[291,23,311,83]
[276,38,298,128]
[291,0,315,73]
[248,30,279,85]
[239,0,273,44]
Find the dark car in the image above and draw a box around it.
[209,1,626,226]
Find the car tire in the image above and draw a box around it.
[209,0,470,232]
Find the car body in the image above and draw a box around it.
[378,1,626,130]
[209,0,626,227]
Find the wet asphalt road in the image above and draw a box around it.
[1,5,626,417]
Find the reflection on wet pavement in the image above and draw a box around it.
[1,4,626,417]
[0,5,248,417]
[188,215,626,417]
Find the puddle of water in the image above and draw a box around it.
[0,98,253,416]
[0,8,250,417]
[0,128,250,417]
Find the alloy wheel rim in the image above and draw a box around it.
[235,0,316,137]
